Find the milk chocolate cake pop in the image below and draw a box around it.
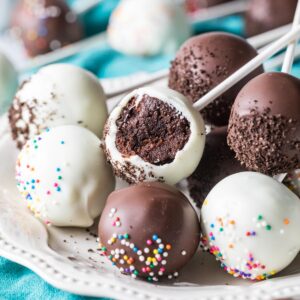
[169,32,264,126]
[16,125,115,227]
[9,64,108,149]
[201,172,300,280]
[245,0,297,37]
[108,0,190,56]
[103,86,206,185]
[188,127,246,207]
[12,0,83,57]
[99,182,200,281]
[228,72,300,175]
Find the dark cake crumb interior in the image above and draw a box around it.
[115,94,191,165]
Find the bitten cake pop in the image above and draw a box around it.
[103,86,205,184]
[228,72,300,176]
[245,0,297,37]
[108,0,191,56]
[201,172,300,280]
[0,52,18,114]
[11,0,83,57]
[9,64,108,149]
[169,32,264,126]
[188,127,246,207]
[16,125,115,227]
[99,182,200,281]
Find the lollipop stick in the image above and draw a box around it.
[282,0,300,73]
[193,26,300,111]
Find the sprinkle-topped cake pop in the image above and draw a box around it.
[103,86,206,185]
[187,127,246,207]
[228,72,300,175]
[11,0,83,57]
[169,32,264,126]
[108,0,191,56]
[201,172,300,280]
[9,64,108,149]
[16,125,115,227]
[98,182,200,281]
[245,0,297,37]
[0,52,18,114]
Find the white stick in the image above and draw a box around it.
[73,0,102,15]
[18,32,107,72]
[189,0,247,24]
[282,1,300,73]
[247,24,291,49]
[192,26,300,111]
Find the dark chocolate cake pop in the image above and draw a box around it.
[11,0,83,57]
[169,32,264,126]
[245,0,297,37]
[228,72,300,175]
[188,126,246,207]
[98,182,200,281]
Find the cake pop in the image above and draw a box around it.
[11,0,83,57]
[246,0,297,37]
[9,64,108,149]
[16,125,115,227]
[108,0,191,56]
[201,172,300,280]
[99,182,200,281]
[103,86,205,185]
[169,32,264,126]
[228,72,300,176]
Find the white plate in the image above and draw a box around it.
[1,77,300,300]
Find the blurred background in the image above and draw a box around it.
[0,0,298,80]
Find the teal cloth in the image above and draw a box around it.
[2,0,300,299]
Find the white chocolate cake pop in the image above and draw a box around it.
[0,53,18,114]
[108,0,191,56]
[103,86,205,185]
[16,125,115,227]
[9,64,108,149]
[201,172,300,280]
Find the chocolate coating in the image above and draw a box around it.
[98,182,200,281]
[115,95,191,166]
[12,0,83,57]
[228,72,300,175]
[245,0,297,37]
[188,127,246,207]
[169,32,264,126]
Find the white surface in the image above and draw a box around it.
[104,86,205,184]
[16,126,115,227]
[1,78,300,299]
[108,0,191,56]
[11,64,108,147]
[201,172,300,280]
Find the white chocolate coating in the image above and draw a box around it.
[10,64,107,147]
[0,52,18,114]
[108,0,191,56]
[16,125,115,227]
[104,86,206,185]
[201,172,300,280]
